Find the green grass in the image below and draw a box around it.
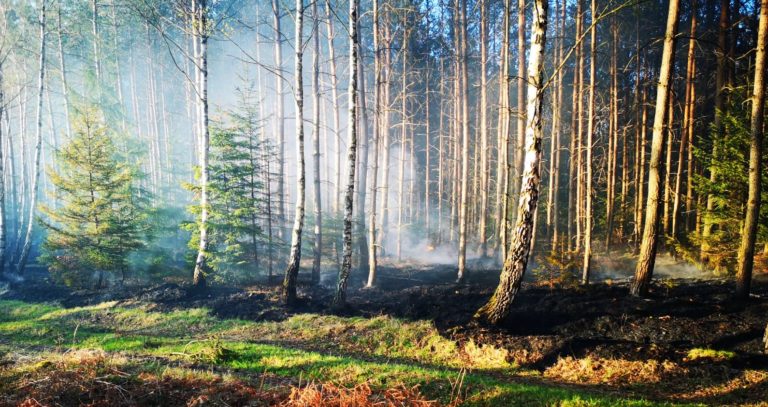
[0,300,685,406]
[685,348,736,362]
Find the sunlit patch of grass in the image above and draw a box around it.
[684,348,736,362]
[0,300,671,406]
[222,313,513,370]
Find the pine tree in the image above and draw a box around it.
[40,109,145,288]
[184,87,273,284]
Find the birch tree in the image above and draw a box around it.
[333,0,359,308]
[16,1,46,275]
[476,0,547,324]
[282,0,306,306]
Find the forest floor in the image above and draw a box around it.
[1,255,768,406]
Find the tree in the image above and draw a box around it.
[735,0,767,299]
[332,0,359,308]
[475,0,548,324]
[283,0,306,306]
[40,109,145,288]
[630,0,680,296]
[17,0,46,275]
[184,88,270,283]
[190,0,211,290]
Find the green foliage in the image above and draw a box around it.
[693,87,768,273]
[184,85,278,284]
[39,108,147,288]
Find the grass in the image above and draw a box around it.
[684,348,736,362]
[0,300,683,406]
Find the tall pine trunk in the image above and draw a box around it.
[735,0,766,299]
[630,0,680,296]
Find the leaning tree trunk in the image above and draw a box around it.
[282,0,306,306]
[475,0,547,325]
[311,0,322,285]
[735,0,766,299]
[332,0,359,309]
[191,0,210,290]
[630,0,680,296]
[17,1,46,275]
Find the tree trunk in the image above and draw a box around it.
[478,0,489,257]
[476,0,547,324]
[283,0,306,306]
[191,0,210,290]
[273,0,286,242]
[366,0,381,288]
[0,63,5,273]
[735,0,766,299]
[56,0,71,141]
[496,0,511,259]
[16,2,46,275]
[457,0,470,281]
[357,41,370,272]
[325,0,342,214]
[311,0,322,285]
[673,0,696,239]
[582,0,596,284]
[333,0,359,308]
[630,0,680,296]
[701,0,729,263]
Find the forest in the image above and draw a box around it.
[0,0,767,404]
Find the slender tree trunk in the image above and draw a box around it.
[673,0,696,239]
[191,0,210,290]
[324,0,342,214]
[630,0,680,296]
[735,0,766,299]
[379,16,392,254]
[333,0,359,308]
[476,0,547,324]
[496,0,511,259]
[273,0,286,241]
[311,0,322,285]
[357,41,370,272]
[91,0,101,97]
[56,0,71,141]
[605,15,618,251]
[0,63,5,273]
[457,0,470,281]
[514,0,527,223]
[16,2,46,275]
[396,18,408,261]
[582,0,596,284]
[701,0,729,262]
[478,0,489,257]
[283,0,306,306]
[366,0,381,288]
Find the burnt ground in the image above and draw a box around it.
[4,258,768,404]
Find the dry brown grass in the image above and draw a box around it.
[543,356,682,385]
[1,350,442,407]
[282,382,439,406]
